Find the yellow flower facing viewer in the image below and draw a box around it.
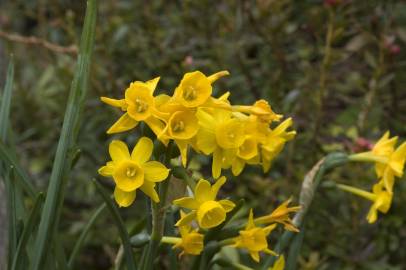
[173,70,229,108]
[173,176,235,229]
[231,209,277,262]
[337,182,392,223]
[98,137,170,207]
[255,198,301,232]
[100,77,168,134]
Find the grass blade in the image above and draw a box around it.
[93,179,137,270]
[11,193,44,270]
[0,56,14,142]
[31,0,98,268]
[0,142,36,198]
[67,203,106,269]
[5,168,17,270]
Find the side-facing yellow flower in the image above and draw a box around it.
[349,132,406,192]
[98,137,170,207]
[269,255,285,270]
[380,142,406,192]
[195,108,246,178]
[173,70,229,108]
[337,182,393,223]
[255,198,301,232]
[261,118,296,172]
[173,176,235,229]
[231,209,277,262]
[171,211,204,256]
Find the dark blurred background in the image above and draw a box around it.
[0,0,405,269]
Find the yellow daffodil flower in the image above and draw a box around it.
[168,211,204,256]
[173,70,229,108]
[100,77,168,134]
[349,132,406,192]
[337,182,393,223]
[381,142,406,192]
[98,137,170,207]
[195,108,245,178]
[231,136,259,176]
[269,255,285,270]
[261,118,296,172]
[255,198,301,232]
[173,176,235,229]
[231,209,277,262]
[233,99,283,122]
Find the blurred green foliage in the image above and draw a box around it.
[0,0,405,269]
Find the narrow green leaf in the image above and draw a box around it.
[0,142,36,198]
[11,193,44,270]
[67,203,106,269]
[285,226,305,270]
[5,168,17,270]
[0,56,14,142]
[93,179,137,270]
[31,0,98,268]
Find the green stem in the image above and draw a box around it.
[68,203,106,269]
[142,143,174,270]
[161,236,181,245]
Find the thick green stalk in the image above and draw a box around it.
[31,1,98,269]
[142,143,174,270]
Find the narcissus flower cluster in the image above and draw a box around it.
[100,70,295,178]
[98,70,299,264]
[338,131,406,223]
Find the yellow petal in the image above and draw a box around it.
[250,251,260,262]
[195,179,212,203]
[98,161,115,177]
[143,161,170,182]
[109,140,131,162]
[212,148,223,179]
[145,77,160,94]
[107,113,138,134]
[218,199,235,213]
[210,176,226,199]
[175,140,189,167]
[140,181,160,202]
[173,197,199,209]
[175,211,197,227]
[270,255,285,270]
[100,97,127,111]
[114,187,136,207]
[207,70,229,84]
[246,209,255,230]
[196,129,217,155]
[231,158,245,176]
[131,137,153,164]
